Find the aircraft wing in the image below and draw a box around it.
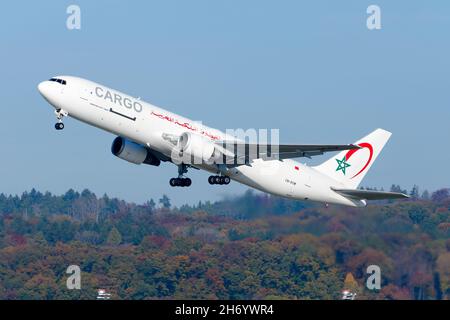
[331,187,410,200]
[216,142,360,165]
[162,132,360,164]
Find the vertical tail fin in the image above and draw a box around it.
[314,128,392,189]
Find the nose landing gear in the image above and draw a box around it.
[54,109,68,131]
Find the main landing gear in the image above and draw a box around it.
[54,109,68,131]
[168,165,231,187]
[170,177,192,187]
[170,164,192,188]
[208,175,231,185]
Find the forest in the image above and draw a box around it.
[0,185,449,300]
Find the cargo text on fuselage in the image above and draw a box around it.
[95,86,143,113]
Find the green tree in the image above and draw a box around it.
[408,206,427,225]
[409,185,420,200]
[159,195,171,209]
[106,227,122,246]
[421,190,430,200]
[147,199,156,211]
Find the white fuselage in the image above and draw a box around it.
[37,76,365,207]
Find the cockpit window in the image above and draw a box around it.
[49,78,67,85]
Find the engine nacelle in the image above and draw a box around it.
[111,137,160,166]
[178,132,218,164]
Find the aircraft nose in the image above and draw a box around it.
[37,81,50,98]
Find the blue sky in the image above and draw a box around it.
[0,1,449,206]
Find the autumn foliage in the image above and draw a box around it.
[0,187,449,300]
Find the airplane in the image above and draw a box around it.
[37,76,408,207]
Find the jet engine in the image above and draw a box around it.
[178,132,219,164]
[111,137,160,166]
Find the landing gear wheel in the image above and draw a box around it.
[170,164,191,187]
[170,177,192,187]
[55,122,64,130]
[208,175,231,185]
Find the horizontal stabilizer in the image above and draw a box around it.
[331,187,409,201]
